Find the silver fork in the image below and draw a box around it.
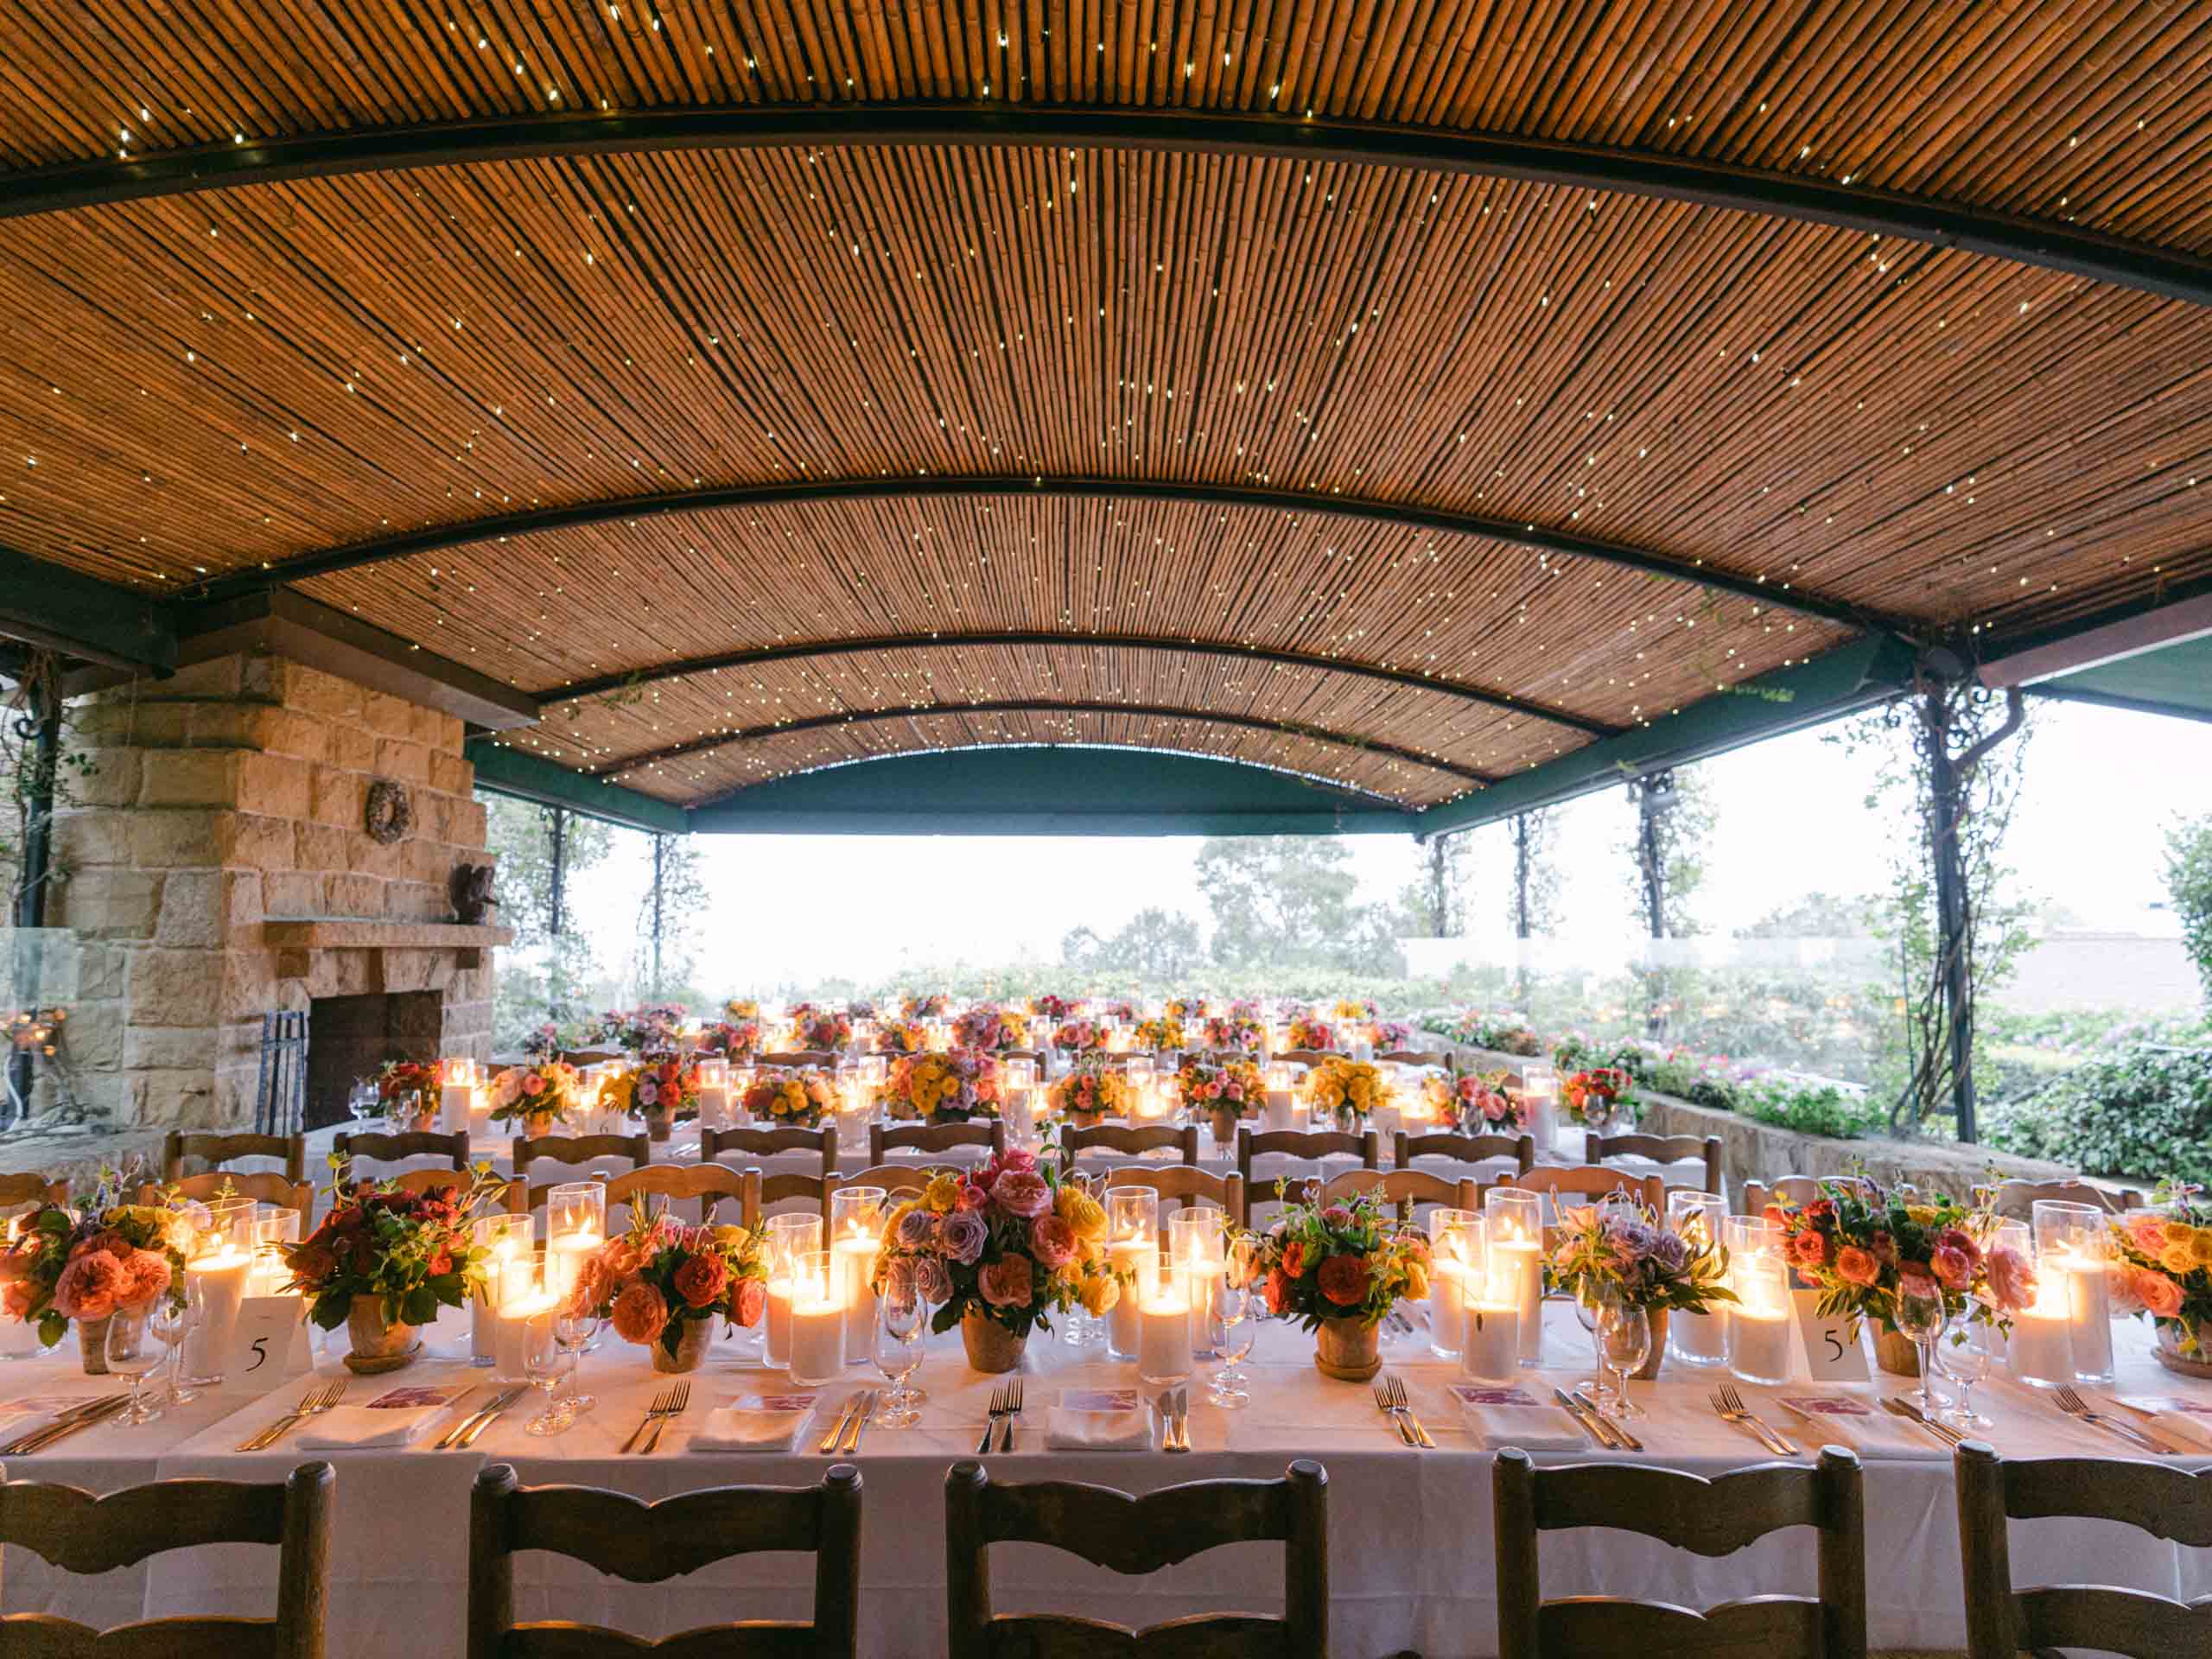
[621,1385,681,1454]
[1000,1377,1022,1452]
[1719,1382,1799,1456]
[238,1378,347,1452]
[1372,1379,1417,1446]
[1386,1376,1437,1448]
[977,1384,1008,1455]
[2055,1385,2178,1454]
[639,1381,690,1454]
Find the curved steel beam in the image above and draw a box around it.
[600,698,1497,788]
[10,105,2211,308]
[192,473,1892,637]
[549,628,1613,738]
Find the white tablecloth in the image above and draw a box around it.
[5,1300,2206,1656]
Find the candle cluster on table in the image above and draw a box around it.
[492,1248,556,1381]
[1456,1217,1524,1384]
[1726,1215,1794,1384]
[1666,1192,1732,1368]
[1428,1208,1478,1360]
[545,1183,606,1306]
[471,1212,535,1367]
[182,1197,257,1385]
[830,1187,887,1361]
[2034,1198,2115,1384]
[1484,1188,1547,1367]
[1102,1185,1159,1363]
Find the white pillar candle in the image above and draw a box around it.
[831,1236,879,1362]
[1670,1308,1729,1365]
[493,1292,556,1380]
[2008,1264,2075,1388]
[545,1228,601,1302]
[1429,1256,1469,1357]
[1728,1304,1794,1383]
[1137,1289,1193,1384]
[2051,1249,2113,1382]
[1488,1237,1543,1365]
[1263,1089,1295,1131]
[1459,1293,1521,1383]
[696,1085,730,1129]
[1106,1239,1156,1360]
[471,1231,526,1364]
[182,1248,252,1380]
[440,1082,474,1135]
[790,1289,846,1385]
[765,1274,795,1369]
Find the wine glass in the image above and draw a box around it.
[150,1291,195,1404]
[1207,1252,1256,1408]
[872,1267,929,1428]
[1571,1288,1616,1409]
[1596,1300,1651,1421]
[346,1081,380,1127]
[1940,1301,1994,1431]
[554,1307,601,1419]
[105,1306,164,1425]
[1892,1281,1951,1417]
[521,1316,566,1434]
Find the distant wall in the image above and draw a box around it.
[1993,932,2200,1014]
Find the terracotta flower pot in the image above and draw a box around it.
[1635,1306,1669,1380]
[345,1294,418,1374]
[77,1313,112,1376]
[1207,1107,1243,1145]
[642,1103,674,1142]
[652,1318,714,1373]
[1313,1314,1382,1382]
[962,1310,1027,1374]
[2154,1319,2212,1380]
[1874,1327,1921,1377]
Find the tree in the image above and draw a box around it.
[1400,832,1468,938]
[2166,814,2212,1010]
[481,793,613,1046]
[634,832,709,1001]
[1198,836,1363,973]
[1623,766,1715,938]
[1505,810,1562,938]
[1736,892,1874,939]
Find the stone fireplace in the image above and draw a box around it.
[40,647,504,1143]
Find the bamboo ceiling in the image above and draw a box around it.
[0,3,2208,810]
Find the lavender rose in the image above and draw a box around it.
[912,1255,954,1305]
[893,1208,939,1251]
[940,1210,988,1265]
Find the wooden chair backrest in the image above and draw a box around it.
[1495,1446,1866,1659]
[1377,1050,1451,1068]
[872,1121,1007,1162]
[836,1165,938,1201]
[1985,1178,2144,1220]
[0,1172,66,1211]
[944,1459,1325,1659]
[1313,1167,1480,1224]
[1236,1127,1381,1187]
[1956,1440,2212,1659]
[703,1123,839,1179]
[468,1462,861,1659]
[1396,1129,1537,1175]
[1743,1174,1871,1216]
[560,1048,623,1066]
[601,1165,750,1224]
[512,1133,650,1185]
[334,1130,468,1172]
[1090,1168,1248,1229]
[1503,1166,1668,1215]
[378,1169,478,1200]
[142,1174,312,1236]
[1271,1050,1338,1066]
[739,1168,842,1231]
[162,1131,307,1184]
[1060,1122,1198,1165]
[0,1460,333,1659]
[755,1050,841,1068]
[1588,1132,1723,1195]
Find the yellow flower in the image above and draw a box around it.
[2161,1242,2195,1276]
[2189,1230,2212,1270]
[710,1224,750,1249]
[1905,1205,1939,1226]
[923,1174,963,1214]
[1402,1262,1430,1302]
[1077,1271,1120,1316]
[1057,1186,1107,1241]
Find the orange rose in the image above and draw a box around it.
[673,1253,729,1309]
[1316,1254,1370,1306]
[609,1281,669,1345]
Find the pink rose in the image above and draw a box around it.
[116,1250,172,1310]
[1,1281,31,1321]
[2136,1265,2184,1319]
[977,1255,1033,1309]
[53,1249,124,1322]
[1929,1243,1973,1292]
[1000,1148,1038,1174]
[990,1169,1052,1218]
[1834,1245,1879,1288]
[959,1182,989,1212]
[1028,1215,1077,1270]
[733,1277,766,1328]
[1982,1246,2033,1315]
[610,1281,669,1345]
[1896,1268,1940,1305]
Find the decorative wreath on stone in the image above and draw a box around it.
[363,779,413,845]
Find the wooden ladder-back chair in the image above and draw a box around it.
[1377,1049,1452,1068]
[754,1050,842,1069]
[1957,1441,2212,1659]
[469,1463,862,1659]
[944,1459,1326,1659]
[1236,1127,1380,1187]
[1059,1122,1198,1166]
[0,1172,67,1211]
[1984,1178,2145,1221]
[511,1132,650,1189]
[142,1173,312,1236]
[162,1130,307,1184]
[602,1164,751,1226]
[1495,1446,1867,1659]
[1586,1132,1724,1197]
[1503,1166,1668,1216]
[1313,1167,1481,1224]
[1270,1049,1337,1067]
[1089,1167,1248,1230]
[1397,1129,1537,1176]
[703,1123,839,1181]
[1743,1175,1872,1217]
[871,1120,1007,1165]
[333,1129,468,1173]
[737,1167,842,1231]
[0,1461,334,1658]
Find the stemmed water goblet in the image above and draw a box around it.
[1596,1299,1651,1421]
[873,1264,930,1427]
[105,1306,164,1426]
[1939,1299,1995,1431]
[554,1306,601,1421]
[1206,1239,1258,1407]
[151,1287,196,1404]
[1892,1281,1951,1418]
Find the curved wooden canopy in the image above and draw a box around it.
[0,3,2208,826]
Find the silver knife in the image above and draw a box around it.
[2,1395,115,1454]
[8,1394,131,1455]
[840,1390,874,1455]
[1552,1387,1619,1449]
[1154,1391,1182,1452]
[1173,1386,1190,1453]
[457,1387,527,1448]
[1571,1389,1643,1452]
[437,1386,520,1450]
[817,1394,861,1454]
[1882,1395,1964,1446]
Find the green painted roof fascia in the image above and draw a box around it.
[2035,632,2212,724]
[467,738,690,835]
[1412,632,1917,836]
[0,543,176,673]
[686,745,1417,836]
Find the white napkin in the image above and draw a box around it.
[1458,1399,1587,1452]
[1770,1396,1943,1459]
[1044,1406,1154,1451]
[690,1406,812,1452]
[296,1404,445,1450]
[2111,1395,2212,1452]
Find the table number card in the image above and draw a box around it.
[1790,1289,1871,1382]
[227,1295,313,1382]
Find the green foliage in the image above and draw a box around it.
[1195,836,1410,976]
[2166,814,2212,1010]
[1983,1045,2212,1186]
[1735,892,1875,939]
[1736,1079,1883,1139]
[483,793,618,1049]
[1622,766,1715,938]
[1061,907,1207,981]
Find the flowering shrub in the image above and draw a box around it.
[2111,1184,2212,1352]
[742,1066,836,1127]
[953,1005,1032,1052]
[487,1061,582,1132]
[1427,1008,1544,1056]
[869,1153,1122,1338]
[1177,1056,1263,1121]
[1548,1202,1736,1314]
[1046,1058,1131,1122]
[569,1205,767,1363]
[285,1165,505,1331]
[1767,1179,2025,1334]
[0,1174,188,1345]
[1247,1187,1429,1331]
[887,1049,1003,1122]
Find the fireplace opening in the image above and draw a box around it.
[303,991,444,1129]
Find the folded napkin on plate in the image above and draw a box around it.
[1045,1406,1154,1451]
[1456,1396,1586,1452]
[2110,1395,2212,1452]
[296,1405,446,1451]
[691,1406,813,1452]
[1770,1397,1942,1459]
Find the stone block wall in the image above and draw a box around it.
[43,652,494,1130]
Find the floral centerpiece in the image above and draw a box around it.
[1369,1018,1414,1051]
[899,992,950,1019]
[1,1175,188,1367]
[601,1058,700,1141]
[1202,1014,1263,1052]
[2111,1183,2212,1374]
[868,1153,1120,1371]
[742,1066,836,1128]
[286,1164,505,1371]
[877,1017,929,1054]
[789,1005,854,1051]
[519,1022,561,1062]
[696,1018,760,1058]
[1052,1018,1105,1052]
[1249,1186,1430,1381]
[1562,1065,1636,1130]
[1032,993,1082,1021]
[887,1049,1003,1122]
[1767,1180,2026,1375]
[1178,1056,1263,1139]
[1228,997,1264,1019]
[1332,997,1379,1021]
[1548,1200,1736,1376]
[1285,1014,1339,1052]
[1046,1058,1131,1127]
[1103,1001,1138,1022]
[724,997,760,1020]
[565,1205,768,1373]
[487,1061,582,1134]
[1426,1070,1528,1132]
[374,1059,441,1130]
[954,1005,1032,1052]
[1164,996,1209,1020]
[588,1004,688,1053]
[1132,1014,1185,1052]
[1302,1056,1390,1129]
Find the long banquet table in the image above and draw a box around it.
[5,1300,2206,1656]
